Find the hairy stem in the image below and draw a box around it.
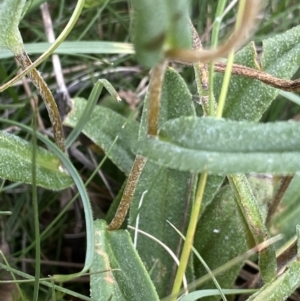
[15,52,65,152]
[107,155,147,230]
[215,62,300,92]
[147,60,168,136]
[108,60,167,230]
[190,21,216,116]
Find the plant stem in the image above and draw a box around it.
[108,60,167,230]
[107,155,147,230]
[174,1,254,297]
[15,51,65,152]
[172,23,211,294]
[266,176,293,225]
[215,0,277,283]
[215,63,300,92]
[171,172,208,299]
[147,60,168,136]
[216,50,235,118]
[216,0,246,118]
[190,21,214,115]
[31,109,41,301]
[166,0,259,64]
[209,0,227,117]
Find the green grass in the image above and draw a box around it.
[0,0,300,300]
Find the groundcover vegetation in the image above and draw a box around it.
[1,0,300,300]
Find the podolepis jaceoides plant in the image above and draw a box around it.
[2,0,300,300]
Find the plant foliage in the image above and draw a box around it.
[1,1,300,301]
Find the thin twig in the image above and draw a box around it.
[266,176,293,226]
[215,62,300,92]
[174,59,300,93]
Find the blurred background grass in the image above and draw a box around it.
[0,0,300,299]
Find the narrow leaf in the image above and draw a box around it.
[0,42,134,59]
[64,97,139,176]
[137,117,300,174]
[229,175,276,283]
[179,289,257,301]
[90,220,159,301]
[0,131,72,190]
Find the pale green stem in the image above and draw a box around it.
[216,0,247,118]
[32,111,41,300]
[209,0,227,116]
[171,172,208,300]
[170,222,227,301]
[215,50,235,118]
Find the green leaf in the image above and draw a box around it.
[194,187,248,300]
[0,131,72,190]
[200,175,224,215]
[128,68,196,297]
[0,42,134,59]
[216,25,300,121]
[137,117,300,174]
[90,220,159,301]
[0,0,25,54]
[229,175,276,283]
[179,289,257,301]
[246,256,300,301]
[130,0,191,67]
[63,97,139,176]
[129,165,195,295]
